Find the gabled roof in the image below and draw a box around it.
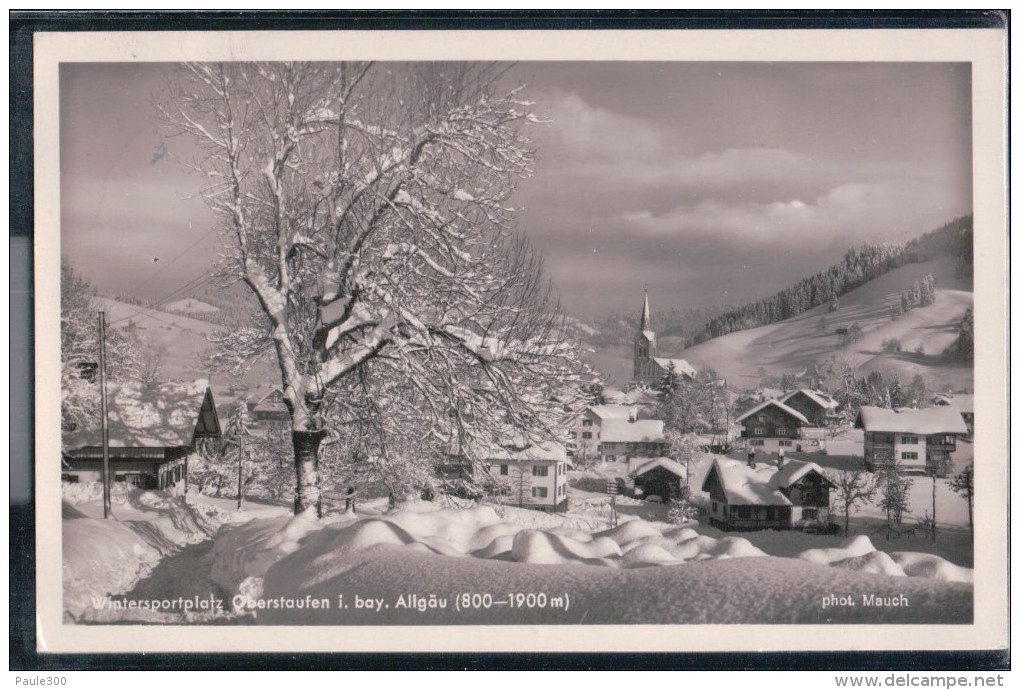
[629,456,686,479]
[483,440,566,463]
[63,379,219,450]
[639,329,656,341]
[780,389,839,411]
[600,418,665,443]
[701,458,831,506]
[253,388,288,414]
[734,399,810,425]
[653,357,697,378]
[588,404,635,422]
[701,459,792,506]
[768,459,832,490]
[854,406,968,435]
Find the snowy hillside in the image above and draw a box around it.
[679,258,972,389]
[163,298,221,314]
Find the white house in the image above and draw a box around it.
[598,418,667,462]
[574,403,636,459]
[932,393,974,438]
[486,441,569,513]
[855,406,968,476]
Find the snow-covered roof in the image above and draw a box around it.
[629,457,686,479]
[600,418,665,443]
[701,459,792,506]
[483,440,567,463]
[653,357,696,378]
[734,399,810,425]
[640,329,656,341]
[767,459,829,490]
[854,406,968,435]
[780,389,838,411]
[588,404,635,422]
[932,393,974,414]
[63,379,218,450]
[254,389,287,414]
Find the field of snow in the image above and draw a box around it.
[63,459,974,626]
[163,298,221,313]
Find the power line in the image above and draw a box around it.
[120,225,221,298]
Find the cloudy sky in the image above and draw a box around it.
[60,61,972,320]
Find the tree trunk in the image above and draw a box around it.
[293,429,326,517]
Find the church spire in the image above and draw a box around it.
[640,290,651,331]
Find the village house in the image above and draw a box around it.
[735,398,810,454]
[598,418,667,462]
[632,292,697,386]
[932,393,974,438]
[701,458,834,532]
[779,388,840,427]
[855,405,968,476]
[61,379,222,495]
[573,403,636,460]
[628,457,687,503]
[249,388,290,433]
[486,441,569,513]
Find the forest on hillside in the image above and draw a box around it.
[692,216,973,343]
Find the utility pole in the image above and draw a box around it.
[98,312,111,519]
[237,402,246,510]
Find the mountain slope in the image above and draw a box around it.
[678,257,972,389]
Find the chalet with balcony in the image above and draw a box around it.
[735,399,810,454]
[855,406,968,476]
[701,458,833,531]
[61,379,221,495]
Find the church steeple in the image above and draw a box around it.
[639,290,651,331]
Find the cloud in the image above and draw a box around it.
[609,178,962,247]
[538,90,668,162]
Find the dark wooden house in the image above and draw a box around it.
[630,457,686,502]
[735,399,810,453]
[62,379,221,495]
[779,389,839,427]
[701,458,833,531]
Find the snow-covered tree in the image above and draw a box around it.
[950,463,974,534]
[875,460,912,534]
[61,260,143,433]
[828,468,877,536]
[160,62,585,515]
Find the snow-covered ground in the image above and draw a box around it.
[63,477,973,626]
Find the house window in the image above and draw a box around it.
[532,465,548,477]
[582,432,592,440]
[500,465,508,476]
[532,487,548,498]
[753,427,765,435]
[901,452,919,460]
[901,436,919,445]
[582,419,593,427]
[758,415,766,422]
[712,501,718,513]
[802,508,818,521]
[115,474,127,483]
[779,440,793,447]
[777,427,788,436]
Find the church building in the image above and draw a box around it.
[632,292,697,387]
